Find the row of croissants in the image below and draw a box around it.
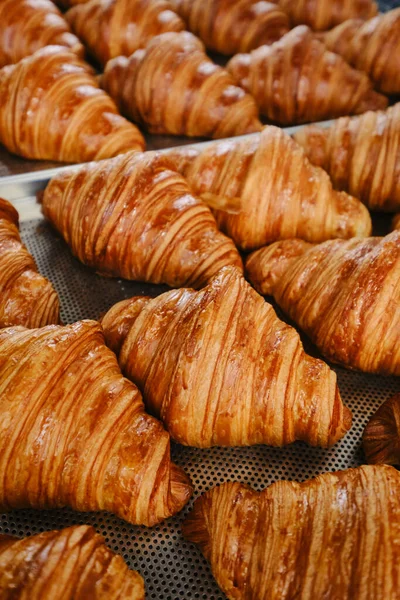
[1,115,400,597]
[0,0,400,165]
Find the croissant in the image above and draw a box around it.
[182,465,400,600]
[167,126,372,251]
[0,320,192,524]
[293,105,400,211]
[41,150,242,287]
[275,0,378,31]
[101,32,263,138]
[363,394,400,466]
[246,232,400,374]
[168,0,290,55]
[0,198,60,328]
[321,8,400,94]
[0,525,144,599]
[0,46,144,163]
[0,0,84,69]
[66,0,185,66]
[227,26,388,126]
[393,214,400,230]
[101,266,351,448]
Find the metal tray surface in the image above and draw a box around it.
[0,206,399,599]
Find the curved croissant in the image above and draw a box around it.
[363,394,400,466]
[293,105,400,211]
[321,8,400,94]
[167,126,372,251]
[0,525,144,599]
[67,0,185,66]
[0,198,60,328]
[183,465,400,600]
[275,0,378,31]
[41,151,242,288]
[101,32,262,138]
[0,0,84,69]
[227,26,387,126]
[246,232,400,374]
[102,266,351,448]
[0,320,192,524]
[0,46,144,163]
[168,0,290,55]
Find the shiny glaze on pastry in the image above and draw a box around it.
[276,0,377,31]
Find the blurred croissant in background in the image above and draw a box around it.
[0,198,60,328]
[0,526,145,599]
[101,32,263,138]
[272,0,378,31]
[168,126,372,251]
[246,232,400,374]
[102,266,351,448]
[294,104,400,211]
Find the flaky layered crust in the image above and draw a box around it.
[246,232,400,374]
[227,26,387,125]
[363,394,400,466]
[277,0,377,30]
[167,126,371,251]
[0,46,144,162]
[102,267,351,448]
[41,150,242,287]
[101,32,262,138]
[321,8,400,94]
[0,198,60,328]
[67,0,185,66]
[169,0,289,55]
[294,105,400,211]
[0,526,144,599]
[0,0,84,68]
[183,465,400,600]
[0,321,192,525]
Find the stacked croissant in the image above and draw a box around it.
[1,0,400,598]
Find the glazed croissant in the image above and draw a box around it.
[0,198,60,328]
[0,46,144,163]
[0,320,192,524]
[363,394,400,466]
[294,105,400,211]
[0,525,144,599]
[101,266,351,448]
[168,0,290,55]
[101,32,263,138]
[0,0,84,68]
[275,0,378,31]
[227,26,388,126]
[41,151,242,287]
[183,465,400,600]
[67,0,185,66]
[167,126,372,251]
[246,232,400,374]
[321,8,400,94]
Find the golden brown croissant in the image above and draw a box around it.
[293,105,400,211]
[0,525,144,599]
[168,0,290,55]
[246,232,400,374]
[183,465,400,600]
[41,150,242,287]
[0,198,60,328]
[321,8,400,94]
[101,32,263,138]
[0,0,84,68]
[0,320,192,524]
[101,266,351,448]
[363,394,400,466]
[0,46,144,163]
[67,0,185,66]
[275,0,378,31]
[227,26,388,125]
[167,126,372,251]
